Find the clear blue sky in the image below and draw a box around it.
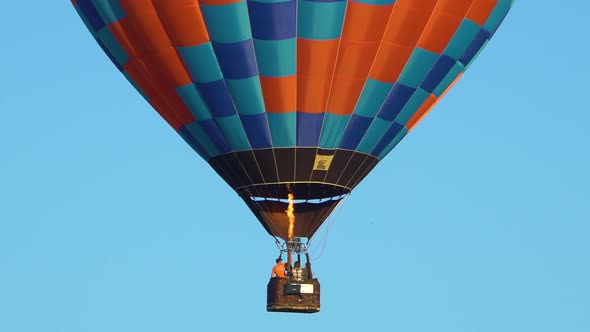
[1,1,589,331]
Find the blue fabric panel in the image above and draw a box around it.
[356,118,390,154]
[296,112,325,147]
[96,28,128,68]
[182,122,221,157]
[199,119,233,154]
[96,38,123,71]
[177,43,223,83]
[459,28,491,66]
[178,126,210,160]
[200,2,252,43]
[352,0,396,4]
[377,127,407,160]
[76,0,106,32]
[225,77,266,115]
[371,122,404,157]
[248,0,296,40]
[464,39,489,71]
[253,39,296,77]
[213,40,258,80]
[195,80,236,118]
[92,0,126,24]
[319,113,349,149]
[395,89,430,125]
[433,62,464,97]
[397,48,439,88]
[444,19,482,60]
[216,115,252,151]
[353,79,394,118]
[267,112,296,147]
[240,113,273,148]
[339,115,373,150]
[376,84,415,121]
[176,84,213,121]
[485,0,514,33]
[74,5,99,37]
[421,55,456,93]
[297,0,346,40]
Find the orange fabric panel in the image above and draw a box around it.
[382,0,438,45]
[341,2,394,42]
[297,39,340,114]
[157,89,196,125]
[466,0,498,26]
[369,42,414,83]
[124,58,195,130]
[151,0,210,47]
[417,0,475,54]
[118,0,192,87]
[370,0,437,82]
[324,77,366,115]
[326,42,380,115]
[406,93,437,130]
[123,58,158,101]
[260,76,297,114]
[108,21,142,60]
[325,2,394,115]
[407,73,463,132]
[112,1,196,129]
[198,0,242,5]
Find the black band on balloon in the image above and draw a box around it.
[207,148,380,240]
[208,147,379,197]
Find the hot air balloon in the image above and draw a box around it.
[72,0,513,313]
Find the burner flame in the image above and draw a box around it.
[286,193,295,241]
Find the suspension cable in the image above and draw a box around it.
[309,194,349,261]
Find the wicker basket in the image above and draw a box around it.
[267,277,320,313]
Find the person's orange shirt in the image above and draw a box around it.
[271,263,286,278]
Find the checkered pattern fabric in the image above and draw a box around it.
[72,0,513,161]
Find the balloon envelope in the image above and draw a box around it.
[72,0,513,240]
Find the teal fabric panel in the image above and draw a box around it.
[253,39,296,77]
[395,88,430,125]
[216,115,251,150]
[397,48,439,88]
[484,0,514,33]
[250,0,292,3]
[200,2,252,43]
[377,127,408,160]
[96,27,129,67]
[225,77,266,115]
[177,43,223,83]
[319,113,349,149]
[176,84,213,121]
[353,79,393,118]
[297,0,346,40]
[267,112,296,147]
[184,122,221,156]
[91,0,125,24]
[444,19,482,60]
[357,118,391,154]
[433,62,465,97]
